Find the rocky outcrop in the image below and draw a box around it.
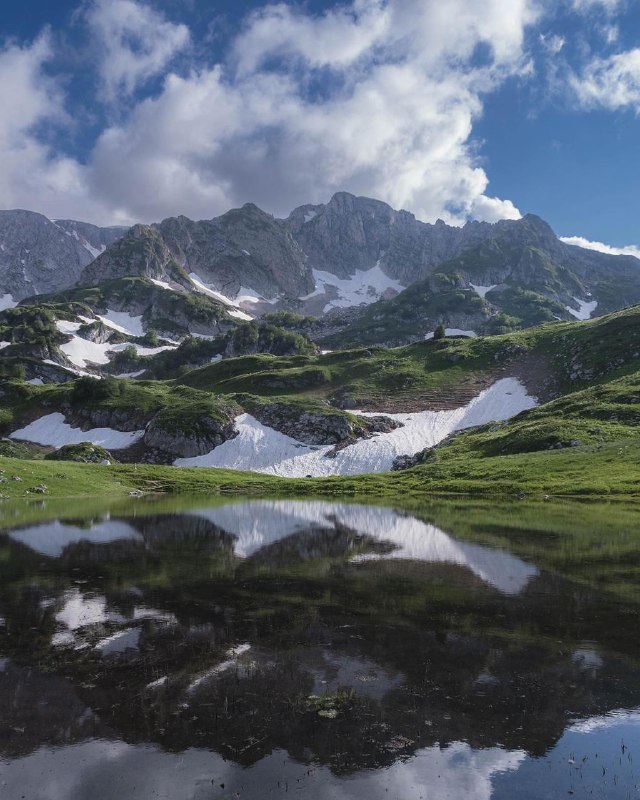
[248,401,400,446]
[143,414,237,458]
[78,224,183,287]
[44,442,115,464]
[287,192,508,284]
[54,219,127,254]
[70,407,149,432]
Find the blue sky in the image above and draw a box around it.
[0,0,639,255]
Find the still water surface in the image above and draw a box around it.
[1,496,639,799]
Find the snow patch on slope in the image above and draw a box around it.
[62,227,106,260]
[150,278,174,291]
[116,369,146,378]
[189,501,538,594]
[565,297,598,321]
[0,293,16,311]
[470,283,497,299]
[177,378,536,477]
[188,273,253,320]
[97,310,145,337]
[10,412,144,450]
[55,320,176,368]
[425,328,477,339]
[302,262,405,313]
[57,322,112,366]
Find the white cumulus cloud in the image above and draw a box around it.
[560,235,640,259]
[570,48,640,111]
[79,0,537,224]
[572,0,624,12]
[0,0,539,225]
[85,0,190,100]
[0,33,90,218]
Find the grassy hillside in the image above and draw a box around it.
[1,303,639,499]
[180,303,640,409]
[0,433,638,502]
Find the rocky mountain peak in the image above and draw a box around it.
[0,209,126,303]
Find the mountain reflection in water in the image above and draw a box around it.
[1,498,640,799]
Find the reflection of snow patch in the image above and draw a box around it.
[0,341,10,350]
[96,628,141,654]
[188,643,252,692]
[572,648,603,671]
[565,297,598,320]
[190,501,538,594]
[177,378,535,477]
[9,519,142,558]
[10,412,144,450]
[55,590,124,631]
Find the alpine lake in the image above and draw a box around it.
[1,494,640,800]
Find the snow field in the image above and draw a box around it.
[470,283,497,299]
[425,328,477,339]
[9,412,145,449]
[176,377,536,477]
[97,310,145,337]
[0,293,16,311]
[188,273,253,320]
[150,278,175,291]
[55,319,176,368]
[565,297,598,320]
[302,262,405,313]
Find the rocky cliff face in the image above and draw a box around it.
[5,194,640,345]
[0,210,126,303]
[78,225,184,287]
[80,204,314,301]
[287,192,500,284]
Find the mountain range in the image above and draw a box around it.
[2,193,639,346]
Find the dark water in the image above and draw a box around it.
[1,497,640,799]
